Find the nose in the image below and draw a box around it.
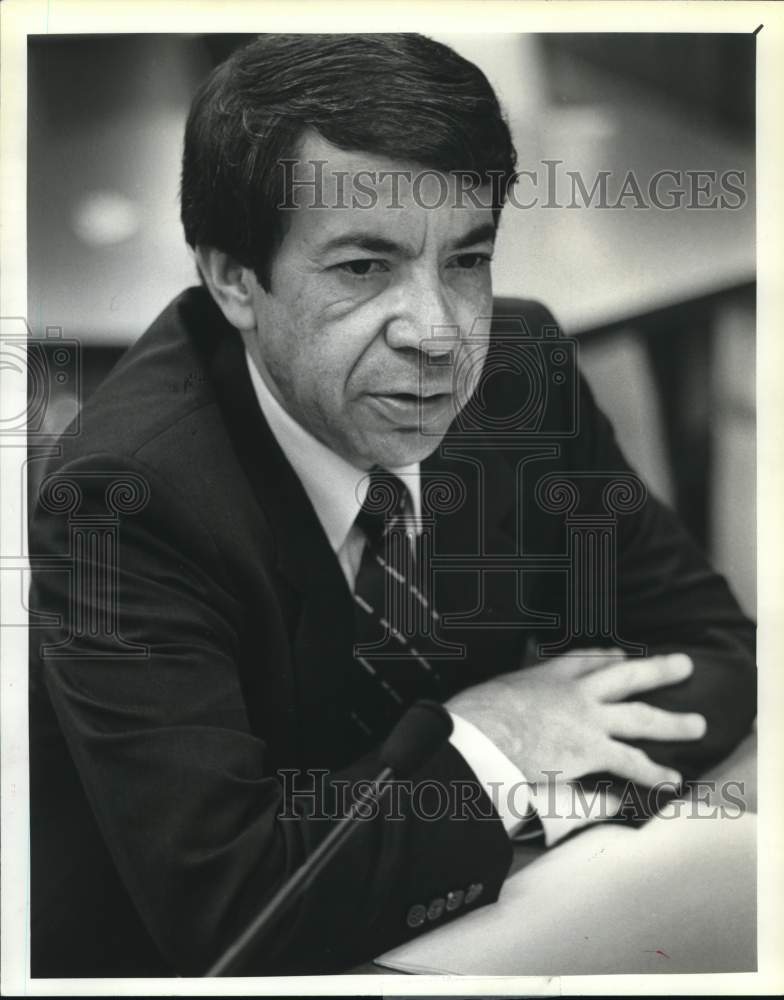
[384,270,459,361]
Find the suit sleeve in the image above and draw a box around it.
[560,359,756,779]
[28,452,512,976]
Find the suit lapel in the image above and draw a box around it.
[422,434,517,583]
[421,438,527,691]
[203,307,357,762]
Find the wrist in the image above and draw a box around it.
[445,682,523,769]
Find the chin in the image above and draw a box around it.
[364,428,445,470]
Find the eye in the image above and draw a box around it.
[337,259,388,276]
[451,253,493,270]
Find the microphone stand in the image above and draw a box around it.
[206,765,394,976]
[205,699,452,976]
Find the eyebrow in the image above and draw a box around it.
[315,221,497,257]
[452,222,497,251]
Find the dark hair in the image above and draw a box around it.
[181,33,517,289]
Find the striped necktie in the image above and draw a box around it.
[348,469,442,742]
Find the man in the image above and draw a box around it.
[28,34,755,977]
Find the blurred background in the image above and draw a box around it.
[27,33,756,615]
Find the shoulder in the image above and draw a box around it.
[45,286,264,510]
[33,288,275,568]
[476,297,579,440]
[57,287,225,467]
[491,297,559,332]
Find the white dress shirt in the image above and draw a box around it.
[245,348,615,844]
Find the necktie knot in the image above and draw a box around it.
[356,469,409,549]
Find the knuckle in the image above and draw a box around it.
[627,747,660,780]
[633,701,658,728]
[623,662,643,685]
[605,663,636,694]
[611,743,644,772]
[553,655,581,676]
[637,660,660,686]
[626,745,648,765]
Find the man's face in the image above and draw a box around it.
[245,132,495,469]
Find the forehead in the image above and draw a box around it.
[282,130,495,252]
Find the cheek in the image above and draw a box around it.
[264,294,321,367]
[457,282,493,333]
[318,305,387,390]
[253,300,316,405]
[279,316,367,411]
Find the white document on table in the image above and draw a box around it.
[375,808,756,976]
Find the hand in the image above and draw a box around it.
[446,649,706,788]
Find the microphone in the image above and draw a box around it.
[206,700,453,976]
[377,698,453,778]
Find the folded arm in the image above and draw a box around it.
[444,352,756,830]
[29,453,512,975]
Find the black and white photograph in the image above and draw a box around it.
[1,1,782,995]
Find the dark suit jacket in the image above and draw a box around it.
[28,287,756,977]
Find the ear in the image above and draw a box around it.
[194,246,260,332]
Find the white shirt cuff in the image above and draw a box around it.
[448,712,531,835]
[528,780,623,846]
[448,713,623,846]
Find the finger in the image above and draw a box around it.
[601,702,707,741]
[603,740,682,788]
[581,652,693,702]
[549,647,628,679]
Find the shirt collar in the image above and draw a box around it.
[244,348,421,554]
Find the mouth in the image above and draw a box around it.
[387,391,449,402]
[365,390,455,427]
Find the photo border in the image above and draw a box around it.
[2,2,782,996]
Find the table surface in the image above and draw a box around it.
[490,62,754,332]
[352,731,757,975]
